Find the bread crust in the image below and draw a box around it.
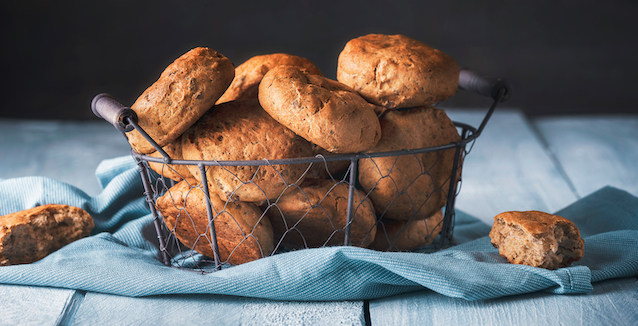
[259,65,382,153]
[147,135,198,183]
[0,204,94,266]
[489,211,585,269]
[156,180,274,265]
[181,98,314,202]
[265,178,377,249]
[217,53,322,104]
[337,34,459,109]
[369,210,443,251]
[126,47,235,154]
[358,106,461,220]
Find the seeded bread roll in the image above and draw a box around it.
[156,180,274,265]
[489,211,585,269]
[181,98,314,202]
[259,65,382,153]
[369,209,443,251]
[0,204,94,266]
[126,47,235,154]
[265,178,377,249]
[217,53,322,104]
[147,135,198,183]
[358,106,461,221]
[337,34,459,109]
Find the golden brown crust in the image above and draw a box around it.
[358,106,461,220]
[258,65,382,153]
[369,210,443,251]
[181,98,314,202]
[337,34,459,109]
[126,47,235,154]
[489,211,585,269]
[0,204,94,266]
[265,178,377,249]
[147,135,198,183]
[217,53,322,104]
[156,180,274,265]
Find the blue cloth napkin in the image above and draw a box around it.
[0,156,636,301]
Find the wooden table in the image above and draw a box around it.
[1,108,636,325]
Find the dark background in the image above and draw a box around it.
[1,0,636,120]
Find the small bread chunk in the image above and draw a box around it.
[489,211,584,269]
[0,204,94,266]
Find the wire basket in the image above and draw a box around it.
[92,69,511,273]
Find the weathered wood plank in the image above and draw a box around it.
[445,108,578,224]
[534,115,638,198]
[71,293,365,326]
[0,285,77,326]
[369,277,638,326]
[0,120,130,195]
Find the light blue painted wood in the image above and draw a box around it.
[0,120,131,196]
[0,285,76,326]
[71,293,364,326]
[369,277,638,326]
[445,108,578,225]
[534,115,638,198]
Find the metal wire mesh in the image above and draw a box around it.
[127,117,480,273]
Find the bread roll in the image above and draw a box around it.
[181,98,314,202]
[337,34,459,109]
[147,135,197,183]
[259,65,382,153]
[265,178,377,249]
[0,204,94,266]
[217,53,322,104]
[358,106,461,221]
[369,210,443,251]
[156,180,274,265]
[126,47,235,154]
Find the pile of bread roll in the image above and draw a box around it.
[130,34,462,265]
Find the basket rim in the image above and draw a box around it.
[134,121,477,167]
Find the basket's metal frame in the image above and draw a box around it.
[92,69,511,271]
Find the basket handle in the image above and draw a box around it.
[459,68,512,102]
[91,93,138,132]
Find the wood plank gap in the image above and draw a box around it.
[364,300,372,326]
[528,118,582,200]
[445,108,579,222]
[55,290,87,326]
